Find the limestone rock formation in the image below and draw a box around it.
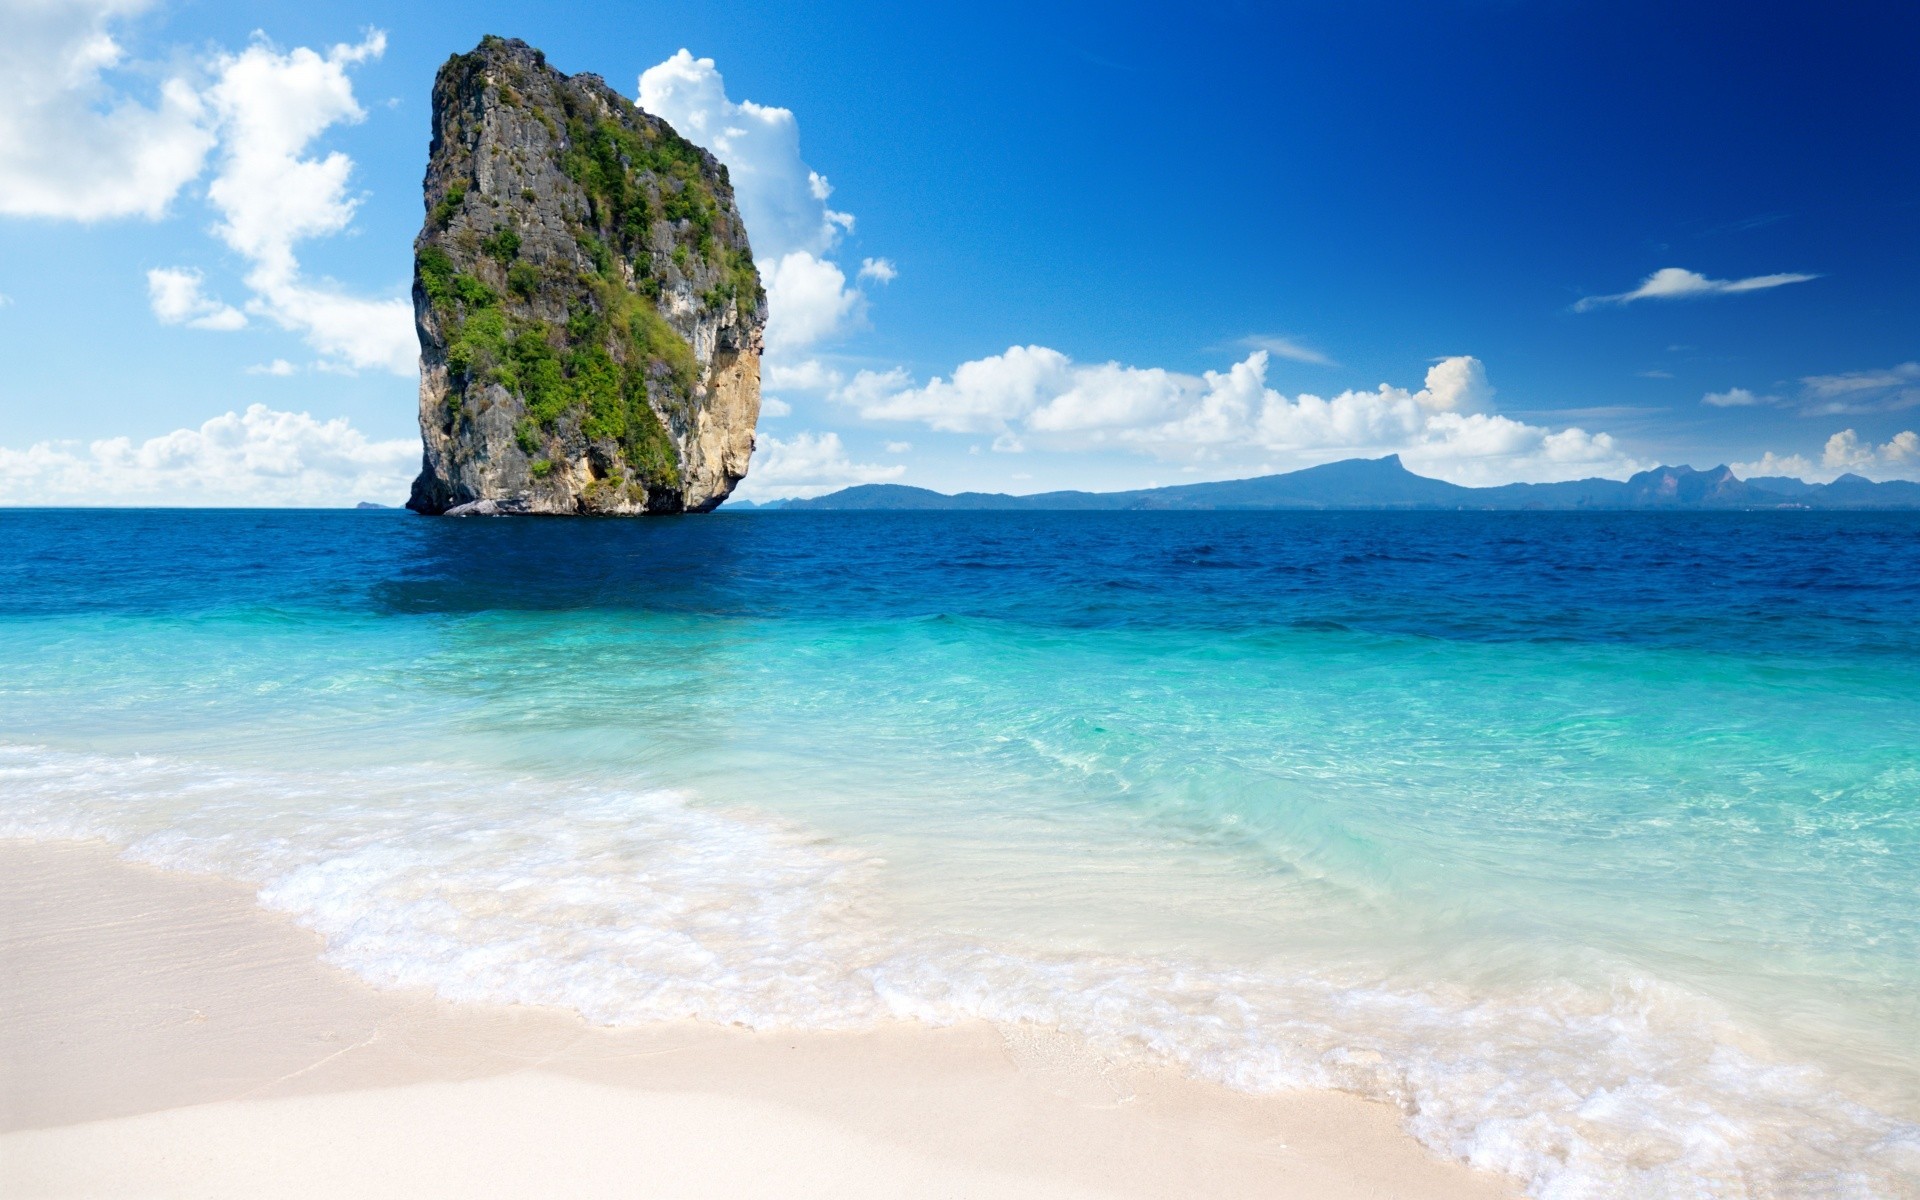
[407,37,765,515]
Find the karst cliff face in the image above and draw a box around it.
[407,37,765,516]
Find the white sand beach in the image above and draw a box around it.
[0,838,1514,1199]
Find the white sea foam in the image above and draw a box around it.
[3,742,1915,1198]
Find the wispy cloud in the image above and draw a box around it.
[1574,266,1818,312]
[1803,363,1920,397]
[1699,368,1920,416]
[1704,212,1788,236]
[1240,334,1337,367]
[1511,405,1664,422]
[1798,363,1920,414]
[1702,387,1775,408]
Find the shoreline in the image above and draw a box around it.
[0,837,1515,1199]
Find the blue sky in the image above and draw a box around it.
[1,0,1915,503]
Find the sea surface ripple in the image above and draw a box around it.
[3,508,1918,1197]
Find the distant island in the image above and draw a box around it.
[731,455,1920,511]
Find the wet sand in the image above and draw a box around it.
[0,839,1515,1199]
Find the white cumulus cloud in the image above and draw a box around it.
[638,49,851,258]
[0,404,417,506]
[858,257,897,283]
[736,430,904,500]
[1733,429,1920,483]
[0,14,414,375]
[0,0,216,220]
[855,345,1071,434]
[845,350,1640,486]
[201,32,414,375]
[762,251,864,353]
[1823,429,1920,479]
[146,267,246,330]
[638,50,876,355]
[1574,266,1818,311]
[1730,451,1818,481]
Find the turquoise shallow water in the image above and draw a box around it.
[3,509,1918,1196]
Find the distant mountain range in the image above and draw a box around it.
[730,456,1920,511]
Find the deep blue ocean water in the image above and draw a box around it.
[4,509,1918,1196]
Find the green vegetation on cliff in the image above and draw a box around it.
[422,240,683,489]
